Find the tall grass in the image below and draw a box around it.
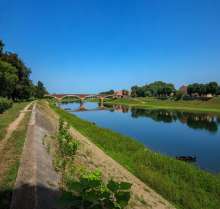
[51,103,220,209]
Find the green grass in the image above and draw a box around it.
[51,103,220,209]
[0,102,29,140]
[105,96,220,113]
[0,111,31,209]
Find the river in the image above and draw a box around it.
[60,102,220,173]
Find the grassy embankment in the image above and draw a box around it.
[105,96,220,113]
[0,107,31,209]
[51,103,220,209]
[0,102,29,140]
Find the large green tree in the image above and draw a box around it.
[0,61,18,98]
[0,40,4,54]
[35,81,48,98]
[0,39,47,100]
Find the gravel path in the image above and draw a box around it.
[10,103,61,209]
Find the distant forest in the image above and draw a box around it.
[130,81,220,98]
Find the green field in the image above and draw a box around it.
[104,96,220,113]
[50,103,220,209]
[0,102,29,140]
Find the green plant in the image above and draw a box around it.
[0,97,13,113]
[57,119,79,178]
[66,170,132,209]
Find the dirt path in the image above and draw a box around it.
[69,126,175,209]
[4,103,33,140]
[10,103,61,209]
[0,103,32,154]
[0,103,33,180]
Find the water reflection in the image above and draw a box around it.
[60,102,220,172]
[104,104,219,133]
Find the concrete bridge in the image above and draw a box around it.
[45,93,114,107]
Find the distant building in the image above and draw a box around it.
[114,90,123,98]
[114,90,129,98]
[179,85,188,94]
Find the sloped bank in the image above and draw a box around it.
[50,102,220,209]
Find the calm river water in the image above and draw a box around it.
[60,102,220,173]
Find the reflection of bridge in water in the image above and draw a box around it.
[69,107,108,112]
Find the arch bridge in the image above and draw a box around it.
[45,93,114,107]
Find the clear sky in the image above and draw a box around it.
[0,0,220,93]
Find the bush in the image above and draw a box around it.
[67,170,132,209]
[58,119,79,159]
[0,97,13,113]
[182,95,195,101]
[174,90,184,101]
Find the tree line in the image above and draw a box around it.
[0,39,47,101]
[187,82,220,96]
[130,81,220,98]
[131,81,175,97]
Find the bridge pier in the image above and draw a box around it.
[79,102,86,110]
[99,97,104,108]
[79,98,86,110]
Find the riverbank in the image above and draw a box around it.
[104,97,220,113]
[51,102,220,209]
[46,100,175,209]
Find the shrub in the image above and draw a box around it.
[0,97,13,113]
[66,170,132,209]
[58,119,79,159]
[174,90,184,101]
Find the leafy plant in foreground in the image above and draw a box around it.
[57,119,78,172]
[66,170,132,209]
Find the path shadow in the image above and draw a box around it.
[0,184,63,209]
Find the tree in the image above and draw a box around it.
[0,40,4,54]
[217,86,220,95]
[207,82,218,95]
[35,81,47,98]
[0,60,18,98]
[131,86,138,97]
[100,89,114,95]
[0,39,48,100]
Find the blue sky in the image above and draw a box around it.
[0,0,220,93]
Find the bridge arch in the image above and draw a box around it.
[45,94,115,105]
[60,95,83,101]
